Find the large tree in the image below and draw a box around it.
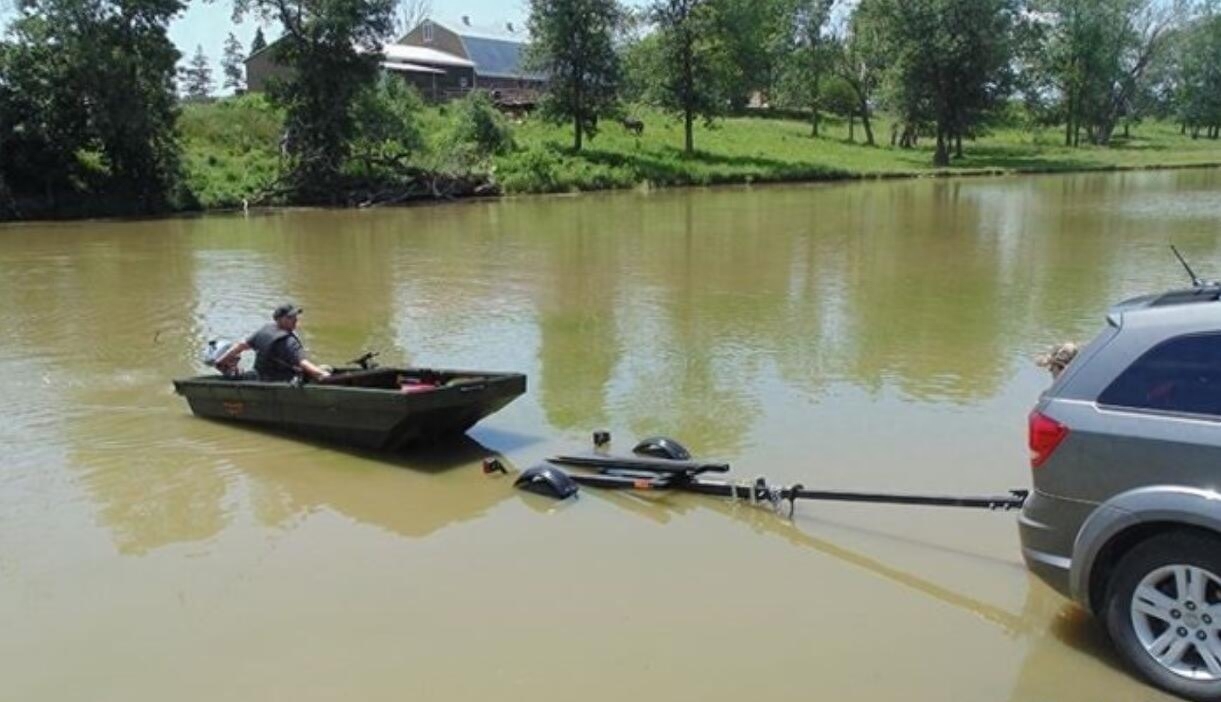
[859,0,1017,165]
[777,0,835,136]
[831,13,885,146]
[221,33,246,92]
[1,0,185,214]
[1032,0,1184,146]
[1172,12,1221,138]
[234,0,395,199]
[527,0,623,151]
[181,45,214,100]
[713,0,789,109]
[652,0,730,155]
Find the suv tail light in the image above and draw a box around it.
[1028,410,1069,468]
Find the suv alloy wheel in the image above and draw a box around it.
[1104,532,1221,701]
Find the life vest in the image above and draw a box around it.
[248,323,299,382]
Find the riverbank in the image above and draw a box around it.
[154,98,1221,211]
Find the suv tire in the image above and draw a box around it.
[1104,531,1221,702]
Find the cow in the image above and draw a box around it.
[621,117,644,136]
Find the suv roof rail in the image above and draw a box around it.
[1107,285,1221,321]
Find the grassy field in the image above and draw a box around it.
[497,107,1221,193]
[180,98,1221,209]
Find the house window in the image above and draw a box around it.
[423,21,433,43]
[459,76,468,89]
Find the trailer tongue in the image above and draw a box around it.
[516,434,1027,517]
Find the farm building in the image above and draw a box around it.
[245,19,546,102]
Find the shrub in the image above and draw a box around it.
[349,76,425,174]
[445,91,516,160]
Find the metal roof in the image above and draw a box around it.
[380,44,475,68]
[380,61,446,75]
[457,34,546,81]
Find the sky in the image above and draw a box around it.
[0,0,549,94]
[169,0,534,91]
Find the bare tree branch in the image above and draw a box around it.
[398,0,430,36]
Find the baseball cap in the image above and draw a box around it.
[273,302,303,320]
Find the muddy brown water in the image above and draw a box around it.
[3,170,1219,701]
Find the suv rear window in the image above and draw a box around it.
[1099,333,1221,416]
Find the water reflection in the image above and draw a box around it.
[585,487,1175,701]
[535,201,622,430]
[229,434,517,540]
[1,169,1217,701]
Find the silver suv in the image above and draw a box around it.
[1021,285,1221,701]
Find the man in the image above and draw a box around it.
[214,303,331,382]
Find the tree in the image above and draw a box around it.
[350,75,424,176]
[1172,12,1221,138]
[398,0,431,35]
[234,0,395,200]
[652,0,730,155]
[831,17,883,146]
[250,27,268,54]
[221,33,246,92]
[1,0,185,214]
[858,0,1017,166]
[181,45,214,100]
[713,0,789,109]
[445,91,516,159]
[526,0,623,151]
[777,0,835,136]
[1032,0,1184,146]
[0,17,90,213]
[819,74,859,139]
[620,17,665,104]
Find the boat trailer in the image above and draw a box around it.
[505,433,1028,517]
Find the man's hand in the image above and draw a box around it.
[214,340,250,371]
[300,359,331,382]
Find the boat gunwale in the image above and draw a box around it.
[172,368,526,399]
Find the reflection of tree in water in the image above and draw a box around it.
[49,219,237,555]
[270,211,404,361]
[837,181,1014,401]
[1005,174,1133,347]
[1010,172,1221,353]
[77,433,231,556]
[617,195,772,455]
[768,190,853,398]
[535,202,623,430]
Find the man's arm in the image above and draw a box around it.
[214,340,250,370]
[281,336,329,381]
[299,359,331,381]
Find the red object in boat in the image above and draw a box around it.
[400,381,439,394]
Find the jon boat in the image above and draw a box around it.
[173,367,527,451]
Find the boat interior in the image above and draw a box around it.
[320,368,490,390]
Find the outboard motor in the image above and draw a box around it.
[200,339,239,377]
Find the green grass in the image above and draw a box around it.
[179,98,1221,208]
[494,107,1221,194]
[179,94,283,209]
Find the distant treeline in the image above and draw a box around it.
[2,0,1219,219]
